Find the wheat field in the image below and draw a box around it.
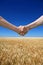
[0,37,43,65]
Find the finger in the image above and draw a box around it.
[19,31,24,35]
[18,32,23,36]
[20,32,25,36]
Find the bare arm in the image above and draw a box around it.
[0,16,19,32]
[25,15,43,30]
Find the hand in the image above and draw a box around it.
[17,25,28,36]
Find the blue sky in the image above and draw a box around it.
[0,0,43,37]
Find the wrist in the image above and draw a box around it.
[15,26,20,33]
[25,25,31,31]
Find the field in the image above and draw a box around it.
[0,37,43,65]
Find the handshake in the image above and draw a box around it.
[0,16,29,36]
[16,25,29,36]
[16,15,43,36]
[0,15,43,36]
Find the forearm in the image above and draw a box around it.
[0,16,18,32]
[26,15,43,30]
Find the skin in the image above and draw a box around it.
[18,25,29,36]
[0,15,43,36]
[0,16,21,34]
[18,15,43,35]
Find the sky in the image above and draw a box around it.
[0,0,43,37]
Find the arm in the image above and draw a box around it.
[0,16,19,32]
[25,15,43,30]
[17,15,43,36]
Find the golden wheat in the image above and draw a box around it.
[0,37,43,65]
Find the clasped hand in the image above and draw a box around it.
[17,25,29,36]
